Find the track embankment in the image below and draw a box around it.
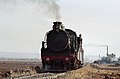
[64,63,120,79]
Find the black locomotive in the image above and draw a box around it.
[41,22,84,71]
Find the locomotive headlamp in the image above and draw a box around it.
[65,57,69,61]
[46,58,50,61]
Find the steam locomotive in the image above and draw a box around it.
[41,22,84,71]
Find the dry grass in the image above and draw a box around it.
[0,60,41,78]
[64,64,120,79]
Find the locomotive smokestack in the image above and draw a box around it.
[53,21,62,25]
[53,21,62,31]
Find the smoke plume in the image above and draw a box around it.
[0,0,61,21]
[40,0,61,21]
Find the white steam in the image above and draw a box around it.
[0,0,61,21]
[40,0,61,21]
[0,0,61,54]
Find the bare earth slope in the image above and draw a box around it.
[64,64,120,79]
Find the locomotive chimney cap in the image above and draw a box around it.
[53,21,62,25]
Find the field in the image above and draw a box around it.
[64,64,120,79]
[0,60,120,79]
[0,59,41,78]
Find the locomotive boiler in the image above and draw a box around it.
[41,22,84,71]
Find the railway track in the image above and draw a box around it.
[12,63,119,79]
[90,63,120,71]
[12,72,66,79]
[8,63,88,79]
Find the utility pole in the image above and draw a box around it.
[106,45,108,56]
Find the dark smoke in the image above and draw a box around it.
[0,0,61,21]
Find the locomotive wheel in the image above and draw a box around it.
[70,59,75,69]
[64,63,70,71]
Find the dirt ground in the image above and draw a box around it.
[64,64,120,79]
[0,60,41,78]
[0,60,120,79]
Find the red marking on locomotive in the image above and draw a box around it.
[42,55,74,63]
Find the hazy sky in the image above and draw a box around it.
[0,0,120,59]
